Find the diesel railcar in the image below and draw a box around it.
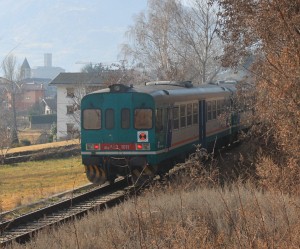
[81,81,242,184]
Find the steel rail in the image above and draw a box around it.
[0,177,135,247]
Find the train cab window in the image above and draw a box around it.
[134,109,152,129]
[180,104,186,128]
[155,108,163,133]
[105,109,114,129]
[187,104,192,126]
[193,103,198,124]
[121,108,130,129]
[83,109,101,129]
[173,106,179,130]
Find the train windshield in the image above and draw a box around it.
[134,109,152,129]
[83,109,101,129]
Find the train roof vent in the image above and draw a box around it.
[109,84,132,92]
[145,81,193,88]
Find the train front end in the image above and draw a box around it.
[81,84,156,184]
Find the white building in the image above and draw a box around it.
[50,73,105,140]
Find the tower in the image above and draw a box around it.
[44,53,52,67]
[20,58,31,79]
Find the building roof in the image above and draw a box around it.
[21,82,44,91]
[22,77,52,84]
[50,72,104,85]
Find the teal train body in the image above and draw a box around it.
[80,81,244,184]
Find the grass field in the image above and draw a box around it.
[0,156,89,212]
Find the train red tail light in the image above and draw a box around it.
[86,143,101,150]
[136,144,143,150]
[136,143,150,150]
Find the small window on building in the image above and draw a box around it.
[180,104,186,128]
[105,109,114,129]
[173,106,179,130]
[67,105,74,114]
[66,88,75,98]
[134,109,152,129]
[187,104,192,126]
[193,103,198,124]
[83,109,101,129]
[121,108,130,129]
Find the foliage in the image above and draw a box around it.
[81,60,148,85]
[122,0,222,83]
[217,0,300,177]
[20,139,31,146]
[1,54,20,145]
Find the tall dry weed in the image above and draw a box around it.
[256,155,300,195]
[9,184,300,249]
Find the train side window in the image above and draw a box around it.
[220,99,225,113]
[217,100,222,116]
[121,108,130,129]
[212,100,217,119]
[83,109,101,129]
[105,109,114,129]
[134,109,152,129]
[207,101,212,121]
[155,108,163,132]
[187,104,192,126]
[173,106,179,130]
[193,103,198,124]
[180,104,186,128]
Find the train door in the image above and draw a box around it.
[199,100,207,148]
[155,107,172,150]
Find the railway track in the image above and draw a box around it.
[0,177,136,247]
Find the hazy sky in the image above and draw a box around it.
[0,0,147,73]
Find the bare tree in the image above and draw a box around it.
[121,0,221,83]
[1,54,20,145]
[0,86,11,162]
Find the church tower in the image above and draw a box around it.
[20,58,31,79]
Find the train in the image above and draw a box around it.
[80,81,246,185]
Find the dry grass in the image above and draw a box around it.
[6,147,300,249]
[0,156,89,211]
[9,183,300,249]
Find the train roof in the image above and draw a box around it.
[87,81,236,99]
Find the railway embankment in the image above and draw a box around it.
[1,140,80,164]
